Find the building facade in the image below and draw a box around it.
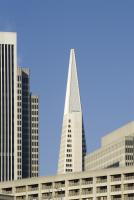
[0,32,17,181]
[0,32,39,181]
[58,49,86,174]
[30,95,39,177]
[0,166,134,199]
[17,68,30,179]
[85,121,134,171]
[17,67,39,179]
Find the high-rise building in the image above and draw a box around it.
[85,121,134,171]
[58,49,86,174]
[0,32,17,181]
[17,67,39,179]
[17,68,30,179]
[0,32,39,181]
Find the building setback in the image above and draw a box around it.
[58,49,86,174]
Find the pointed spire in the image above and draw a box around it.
[64,49,82,115]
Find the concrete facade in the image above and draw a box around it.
[58,49,86,174]
[0,167,134,199]
[85,121,134,171]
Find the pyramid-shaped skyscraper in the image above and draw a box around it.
[58,49,86,174]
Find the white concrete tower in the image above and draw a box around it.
[58,49,86,174]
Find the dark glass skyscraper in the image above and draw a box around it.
[17,68,39,179]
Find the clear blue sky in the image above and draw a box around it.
[0,1,134,176]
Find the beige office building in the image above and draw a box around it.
[0,166,134,199]
[85,121,134,171]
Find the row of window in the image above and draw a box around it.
[66,159,72,162]
[31,111,38,115]
[66,164,72,167]
[31,123,38,128]
[31,98,38,103]
[32,136,38,140]
[126,155,134,160]
[67,149,72,152]
[126,148,134,153]
[32,147,38,152]
[67,144,72,147]
[31,105,38,109]
[66,154,72,157]
[32,154,38,159]
[66,169,72,172]
[32,142,38,146]
[31,117,38,121]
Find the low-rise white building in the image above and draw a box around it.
[0,166,134,199]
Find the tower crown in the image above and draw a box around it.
[64,49,81,115]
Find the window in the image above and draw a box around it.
[67,144,72,147]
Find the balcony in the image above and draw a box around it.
[42,182,53,190]
[97,197,107,200]
[111,195,121,200]
[97,186,107,194]
[81,188,93,195]
[82,178,93,185]
[16,196,26,200]
[111,175,121,182]
[69,189,80,196]
[124,173,134,181]
[16,186,26,193]
[54,181,65,189]
[42,192,52,199]
[96,176,107,184]
[69,179,80,187]
[111,185,121,192]
[2,188,12,194]
[124,194,134,200]
[28,195,38,200]
[28,184,39,192]
[54,191,65,198]
[124,183,134,191]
